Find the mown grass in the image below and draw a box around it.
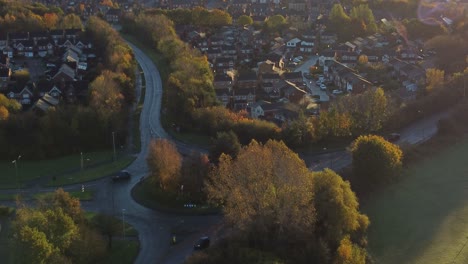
[363,137,468,264]
[0,151,119,189]
[103,240,139,264]
[131,180,219,215]
[33,190,94,201]
[47,156,135,187]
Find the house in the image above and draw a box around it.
[215,88,231,107]
[281,81,307,104]
[106,8,121,23]
[29,31,49,44]
[320,31,337,45]
[236,72,258,88]
[36,81,61,98]
[32,93,59,112]
[63,48,80,63]
[52,64,76,82]
[329,61,373,93]
[64,29,82,40]
[214,57,235,73]
[213,74,234,90]
[36,39,55,57]
[335,51,359,67]
[288,0,306,11]
[286,38,301,48]
[15,40,35,57]
[233,87,255,110]
[8,32,29,45]
[282,71,303,84]
[261,73,282,94]
[299,40,314,53]
[50,29,65,43]
[262,53,284,71]
[0,67,11,89]
[0,54,9,69]
[319,51,335,67]
[7,85,34,105]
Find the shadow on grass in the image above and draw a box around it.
[131,180,219,216]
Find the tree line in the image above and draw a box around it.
[0,15,136,159]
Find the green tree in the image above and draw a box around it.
[92,213,121,249]
[329,4,350,27]
[351,135,403,188]
[237,15,253,26]
[146,139,182,191]
[181,152,210,199]
[209,130,241,162]
[282,111,316,147]
[265,15,287,32]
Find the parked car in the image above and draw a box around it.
[332,89,343,95]
[316,80,322,85]
[320,84,327,90]
[194,236,210,250]
[112,170,131,182]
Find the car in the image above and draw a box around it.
[46,63,56,68]
[320,84,327,90]
[194,236,210,250]
[316,80,322,85]
[112,170,131,182]
[332,89,343,95]
[387,133,401,142]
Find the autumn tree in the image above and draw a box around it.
[43,12,58,29]
[264,15,287,33]
[146,139,182,192]
[209,130,241,162]
[205,140,369,263]
[0,94,21,121]
[89,71,124,123]
[351,135,403,189]
[425,68,445,93]
[313,169,369,254]
[60,13,82,29]
[237,15,253,26]
[207,140,315,250]
[282,111,316,147]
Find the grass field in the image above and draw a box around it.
[0,151,118,188]
[363,138,468,264]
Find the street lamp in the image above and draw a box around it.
[80,152,83,171]
[12,155,21,192]
[122,209,126,241]
[112,132,116,162]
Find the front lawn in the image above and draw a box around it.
[363,138,468,264]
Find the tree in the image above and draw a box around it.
[334,236,367,264]
[207,140,315,245]
[43,12,58,29]
[60,13,82,29]
[0,105,9,120]
[312,169,369,250]
[146,139,182,191]
[237,15,253,26]
[209,130,241,162]
[92,213,121,249]
[265,15,287,32]
[351,135,403,188]
[329,4,350,28]
[89,71,124,123]
[181,152,210,199]
[357,55,368,65]
[425,68,445,93]
[282,111,316,147]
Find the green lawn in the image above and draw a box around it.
[363,139,468,264]
[47,156,135,186]
[33,190,94,201]
[0,151,119,188]
[104,240,139,264]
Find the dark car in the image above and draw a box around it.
[112,170,131,182]
[194,236,210,250]
[387,133,401,142]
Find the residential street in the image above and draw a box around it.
[0,42,454,264]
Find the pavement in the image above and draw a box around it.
[293,55,330,102]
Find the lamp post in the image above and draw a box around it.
[80,152,83,171]
[122,209,126,241]
[112,132,116,162]
[12,155,21,192]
